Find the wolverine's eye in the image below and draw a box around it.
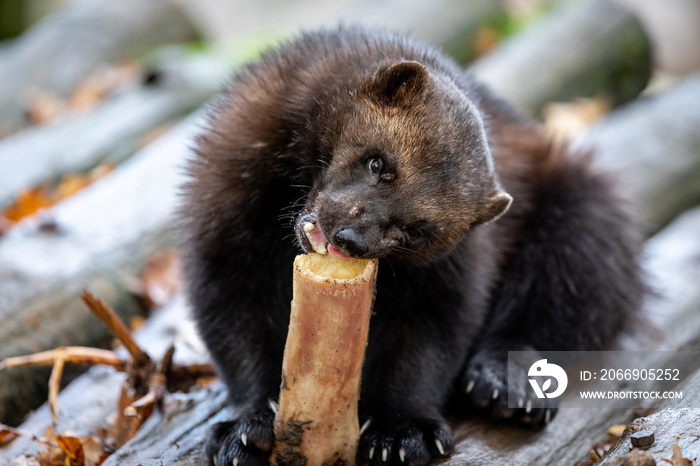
[368,157,383,177]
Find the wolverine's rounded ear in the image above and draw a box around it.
[475,191,513,225]
[369,61,429,107]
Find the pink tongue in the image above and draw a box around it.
[327,244,351,259]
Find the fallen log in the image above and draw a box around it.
[471,0,651,117]
[581,72,700,233]
[0,51,228,210]
[0,0,197,134]
[0,113,202,425]
[5,204,700,465]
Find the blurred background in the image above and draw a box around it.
[1,0,700,463]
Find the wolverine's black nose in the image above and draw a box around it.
[334,228,368,256]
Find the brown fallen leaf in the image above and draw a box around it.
[1,163,113,226]
[580,423,628,465]
[2,186,54,222]
[662,444,693,466]
[473,26,503,57]
[26,92,68,126]
[26,426,108,466]
[606,448,656,466]
[0,423,21,446]
[137,250,182,309]
[55,433,85,465]
[69,61,139,113]
[608,424,627,437]
[543,96,610,139]
[12,455,41,466]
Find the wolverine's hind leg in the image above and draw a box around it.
[462,147,645,426]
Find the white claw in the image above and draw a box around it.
[525,399,532,414]
[369,447,375,460]
[382,448,388,462]
[360,419,372,436]
[399,447,406,463]
[492,388,499,400]
[435,439,445,456]
[466,379,475,393]
[232,458,239,466]
[213,456,218,466]
[241,432,247,446]
[518,397,524,408]
[268,399,279,415]
[545,409,551,424]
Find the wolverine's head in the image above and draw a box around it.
[295,60,511,263]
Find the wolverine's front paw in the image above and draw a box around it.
[207,409,274,466]
[356,414,453,465]
[463,347,558,427]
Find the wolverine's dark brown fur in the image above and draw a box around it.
[180,27,644,466]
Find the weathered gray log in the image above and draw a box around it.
[0,0,197,134]
[5,204,700,465]
[0,51,228,210]
[581,72,700,233]
[471,0,651,117]
[0,112,202,425]
[601,370,700,464]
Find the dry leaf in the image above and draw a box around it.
[473,27,502,57]
[130,315,146,332]
[608,424,627,437]
[543,96,610,139]
[2,186,53,222]
[662,444,693,466]
[1,163,113,227]
[57,174,93,199]
[0,423,21,446]
[21,426,108,466]
[106,385,149,449]
[55,434,84,464]
[80,436,108,466]
[26,92,68,126]
[70,61,138,112]
[139,250,182,308]
[12,456,41,466]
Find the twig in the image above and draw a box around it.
[0,346,126,427]
[48,350,66,426]
[0,346,126,371]
[81,290,149,362]
[124,344,174,419]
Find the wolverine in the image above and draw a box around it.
[180,27,644,466]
